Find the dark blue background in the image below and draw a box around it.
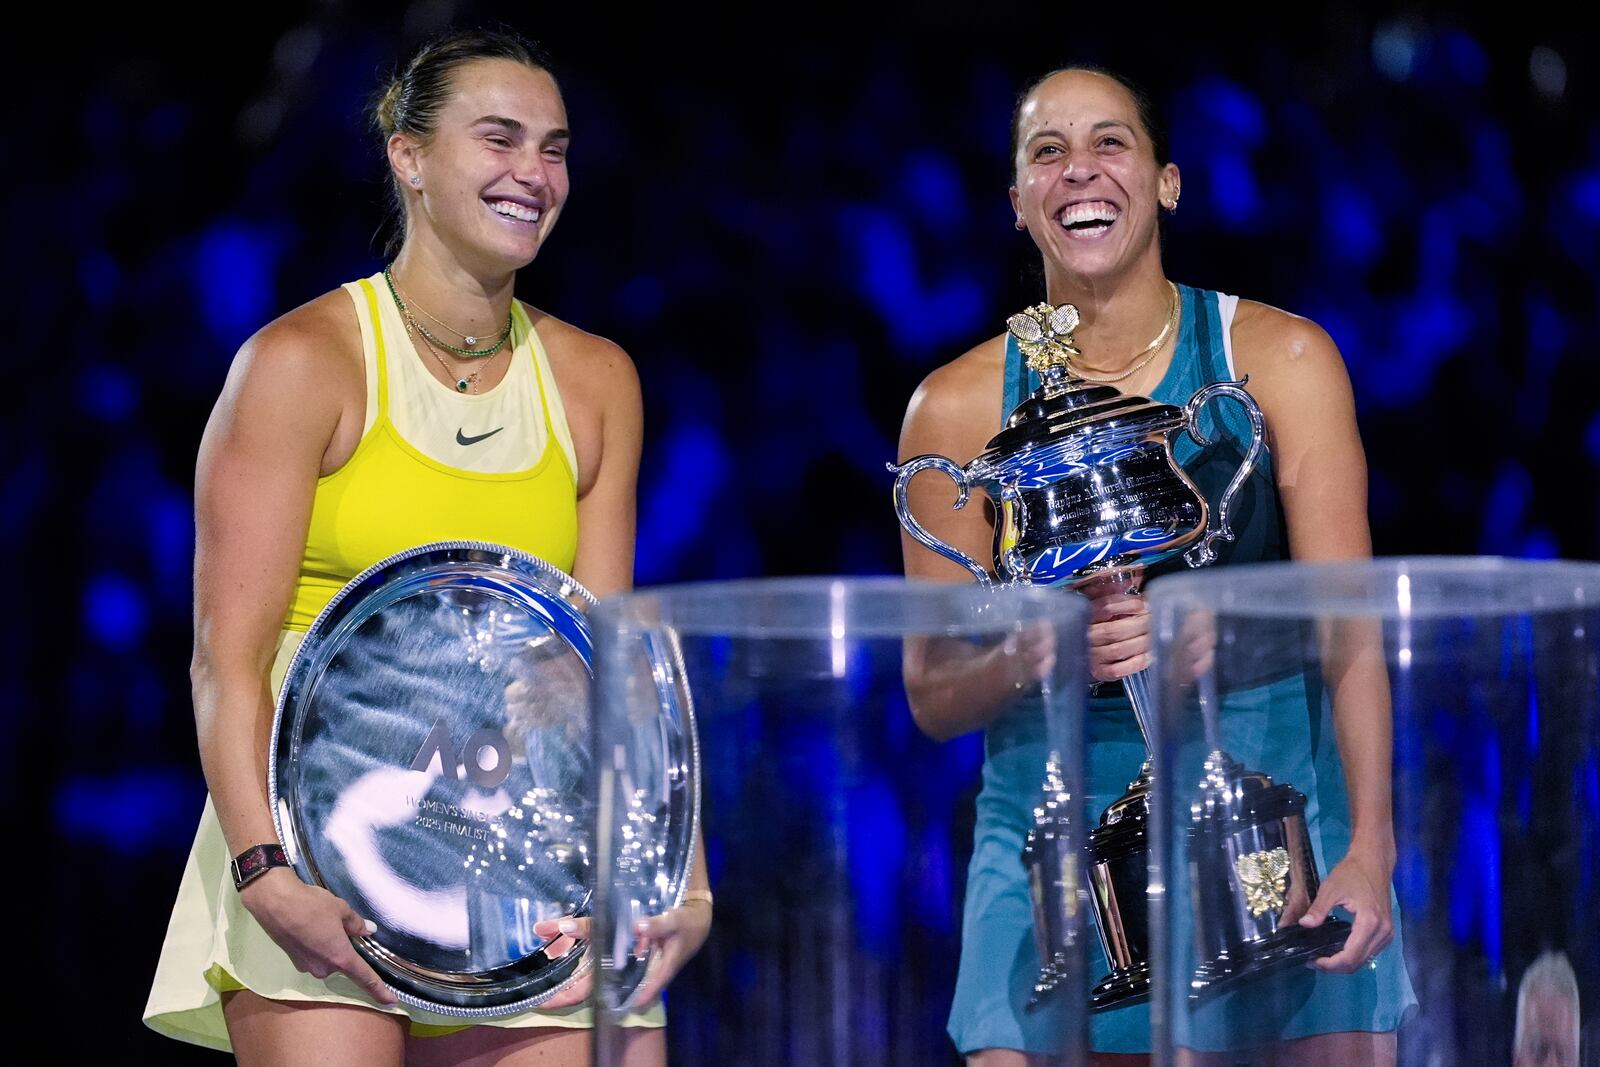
[11,6,1597,1062]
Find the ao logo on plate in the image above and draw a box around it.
[410,720,514,789]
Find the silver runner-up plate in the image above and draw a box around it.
[269,541,698,1018]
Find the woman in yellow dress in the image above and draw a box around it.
[144,28,710,1065]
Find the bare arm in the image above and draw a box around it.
[1236,306,1395,970]
[563,341,712,893]
[533,328,711,1007]
[566,338,643,601]
[194,323,332,853]
[897,344,1059,740]
[191,299,394,1002]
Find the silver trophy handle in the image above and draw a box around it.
[996,482,1034,586]
[887,455,993,586]
[1181,378,1266,567]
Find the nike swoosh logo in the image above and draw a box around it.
[456,427,505,446]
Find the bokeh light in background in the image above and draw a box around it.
[10,5,1596,1062]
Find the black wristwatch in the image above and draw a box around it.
[231,843,291,891]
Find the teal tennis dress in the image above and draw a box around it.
[946,285,1417,1055]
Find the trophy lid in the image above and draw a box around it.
[974,302,1186,472]
[1187,749,1306,836]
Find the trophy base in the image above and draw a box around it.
[1089,962,1151,1012]
[1188,918,1352,1005]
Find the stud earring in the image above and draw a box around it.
[410,175,422,187]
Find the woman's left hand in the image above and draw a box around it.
[1296,844,1395,973]
[530,896,713,1009]
[1080,568,1152,683]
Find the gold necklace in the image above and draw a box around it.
[409,291,486,344]
[1068,282,1181,384]
[384,267,513,357]
[410,320,503,393]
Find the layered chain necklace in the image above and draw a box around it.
[383,267,515,393]
[1068,282,1181,385]
[411,327,502,395]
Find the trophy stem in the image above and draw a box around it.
[1122,667,1157,757]
[1121,667,1158,794]
[1078,666,1158,1013]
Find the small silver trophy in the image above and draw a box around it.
[1185,673,1350,1003]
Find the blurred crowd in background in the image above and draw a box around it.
[8,6,1596,1061]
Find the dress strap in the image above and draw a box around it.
[515,302,578,479]
[356,277,391,418]
[1000,334,1036,429]
[1186,285,1227,387]
[515,306,555,434]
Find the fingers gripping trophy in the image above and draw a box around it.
[890,301,1348,1012]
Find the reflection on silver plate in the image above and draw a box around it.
[269,541,697,1018]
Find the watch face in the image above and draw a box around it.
[269,541,697,1018]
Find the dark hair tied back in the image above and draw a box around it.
[371,27,555,254]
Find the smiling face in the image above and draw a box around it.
[389,58,570,275]
[1009,69,1179,285]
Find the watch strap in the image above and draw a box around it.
[231,843,291,891]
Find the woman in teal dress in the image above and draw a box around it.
[897,68,1416,1064]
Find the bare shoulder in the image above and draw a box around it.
[1228,299,1360,444]
[902,333,1007,446]
[228,287,362,399]
[523,304,639,401]
[200,287,363,475]
[1229,299,1346,381]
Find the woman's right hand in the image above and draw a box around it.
[238,868,397,1006]
[1081,571,1152,682]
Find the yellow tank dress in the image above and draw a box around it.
[144,275,662,1051]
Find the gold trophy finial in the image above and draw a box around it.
[1006,302,1081,376]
